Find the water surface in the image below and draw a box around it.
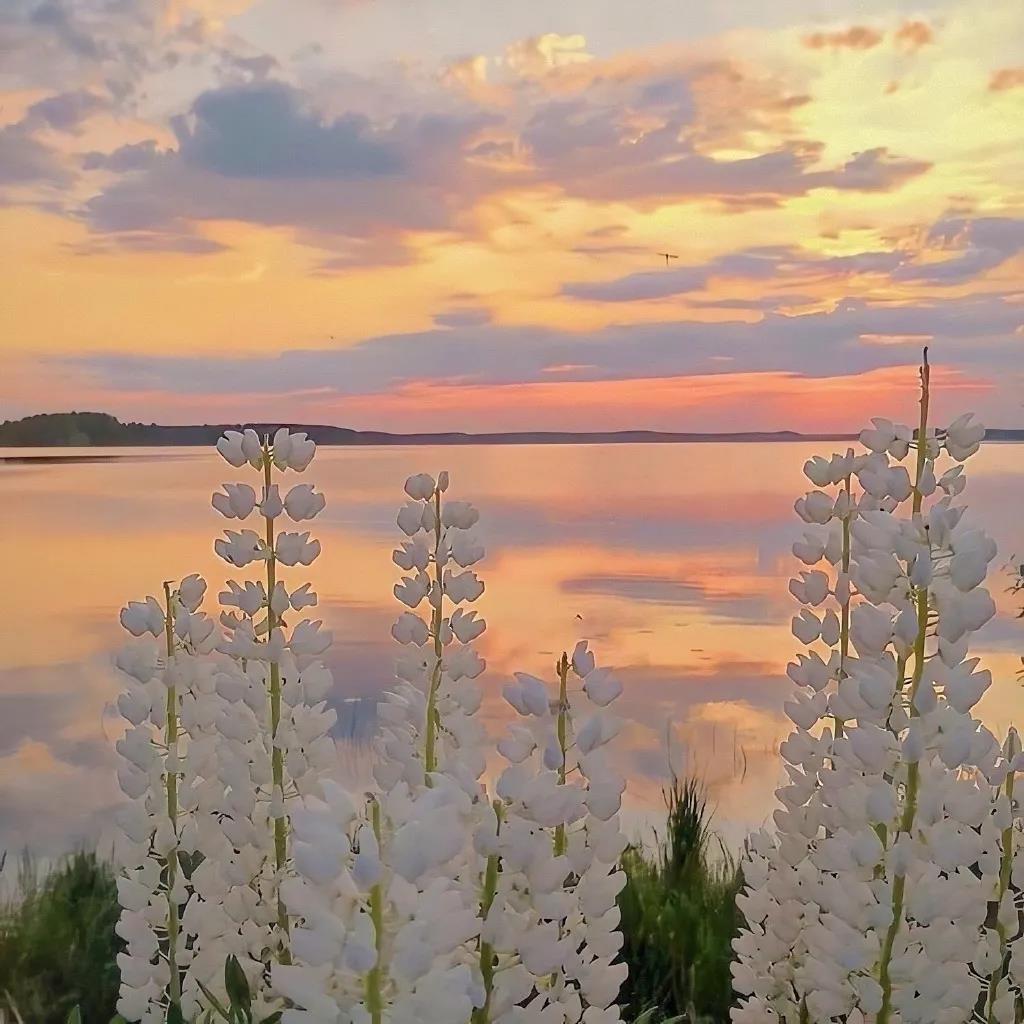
[2,442,1022,855]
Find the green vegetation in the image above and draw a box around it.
[0,851,122,1023]
[0,412,148,447]
[0,781,740,1023]
[618,778,742,1023]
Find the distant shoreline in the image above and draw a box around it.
[2,431,863,448]
[3,413,1023,449]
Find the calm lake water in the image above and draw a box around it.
[2,442,1022,856]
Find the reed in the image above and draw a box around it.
[0,851,121,1024]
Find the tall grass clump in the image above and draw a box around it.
[618,779,740,1023]
[0,851,121,1023]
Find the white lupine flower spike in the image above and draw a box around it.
[486,642,627,1023]
[206,427,336,1012]
[731,351,1021,1024]
[279,471,491,1022]
[114,577,223,1021]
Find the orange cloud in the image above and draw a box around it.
[894,20,934,51]
[803,26,883,51]
[989,68,1024,91]
[689,60,811,151]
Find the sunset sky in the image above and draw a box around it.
[2,0,1023,432]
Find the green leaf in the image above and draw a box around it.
[224,955,253,1022]
[66,1009,82,1024]
[167,1002,186,1024]
[109,1017,129,1024]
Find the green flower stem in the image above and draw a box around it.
[263,443,291,962]
[987,766,1017,1023]
[553,652,570,858]
[424,487,443,783]
[365,797,384,1024]
[877,352,931,1024]
[472,800,504,1024]
[162,582,182,1009]
[547,652,572,995]
[835,470,853,742]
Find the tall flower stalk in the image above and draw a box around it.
[490,641,628,1023]
[114,574,215,1021]
[212,427,335,991]
[731,357,1015,1023]
[162,582,183,1009]
[278,471,488,1021]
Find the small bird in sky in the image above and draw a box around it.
[657,252,680,267]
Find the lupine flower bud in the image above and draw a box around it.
[284,483,326,521]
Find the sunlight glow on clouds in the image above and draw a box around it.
[1,0,1022,429]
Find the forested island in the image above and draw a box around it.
[2,411,1022,447]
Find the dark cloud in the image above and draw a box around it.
[562,245,905,302]
[522,93,928,204]
[434,308,493,328]
[833,147,929,190]
[28,0,102,60]
[565,215,1024,304]
[509,54,926,208]
[78,81,494,250]
[0,1,298,117]
[565,265,711,301]
[895,216,1024,284]
[0,121,72,186]
[56,292,1024,400]
[52,52,928,253]
[25,89,107,132]
[688,294,819,312]
[0,27,931,254]
[82,139,162,173]
[0,0,167,100]
[174,82,405,180]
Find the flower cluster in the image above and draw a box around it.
[114,575,218,1021]
[731,357,1022,1023]
[383,469,488,795]
[484,642,628,1024]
